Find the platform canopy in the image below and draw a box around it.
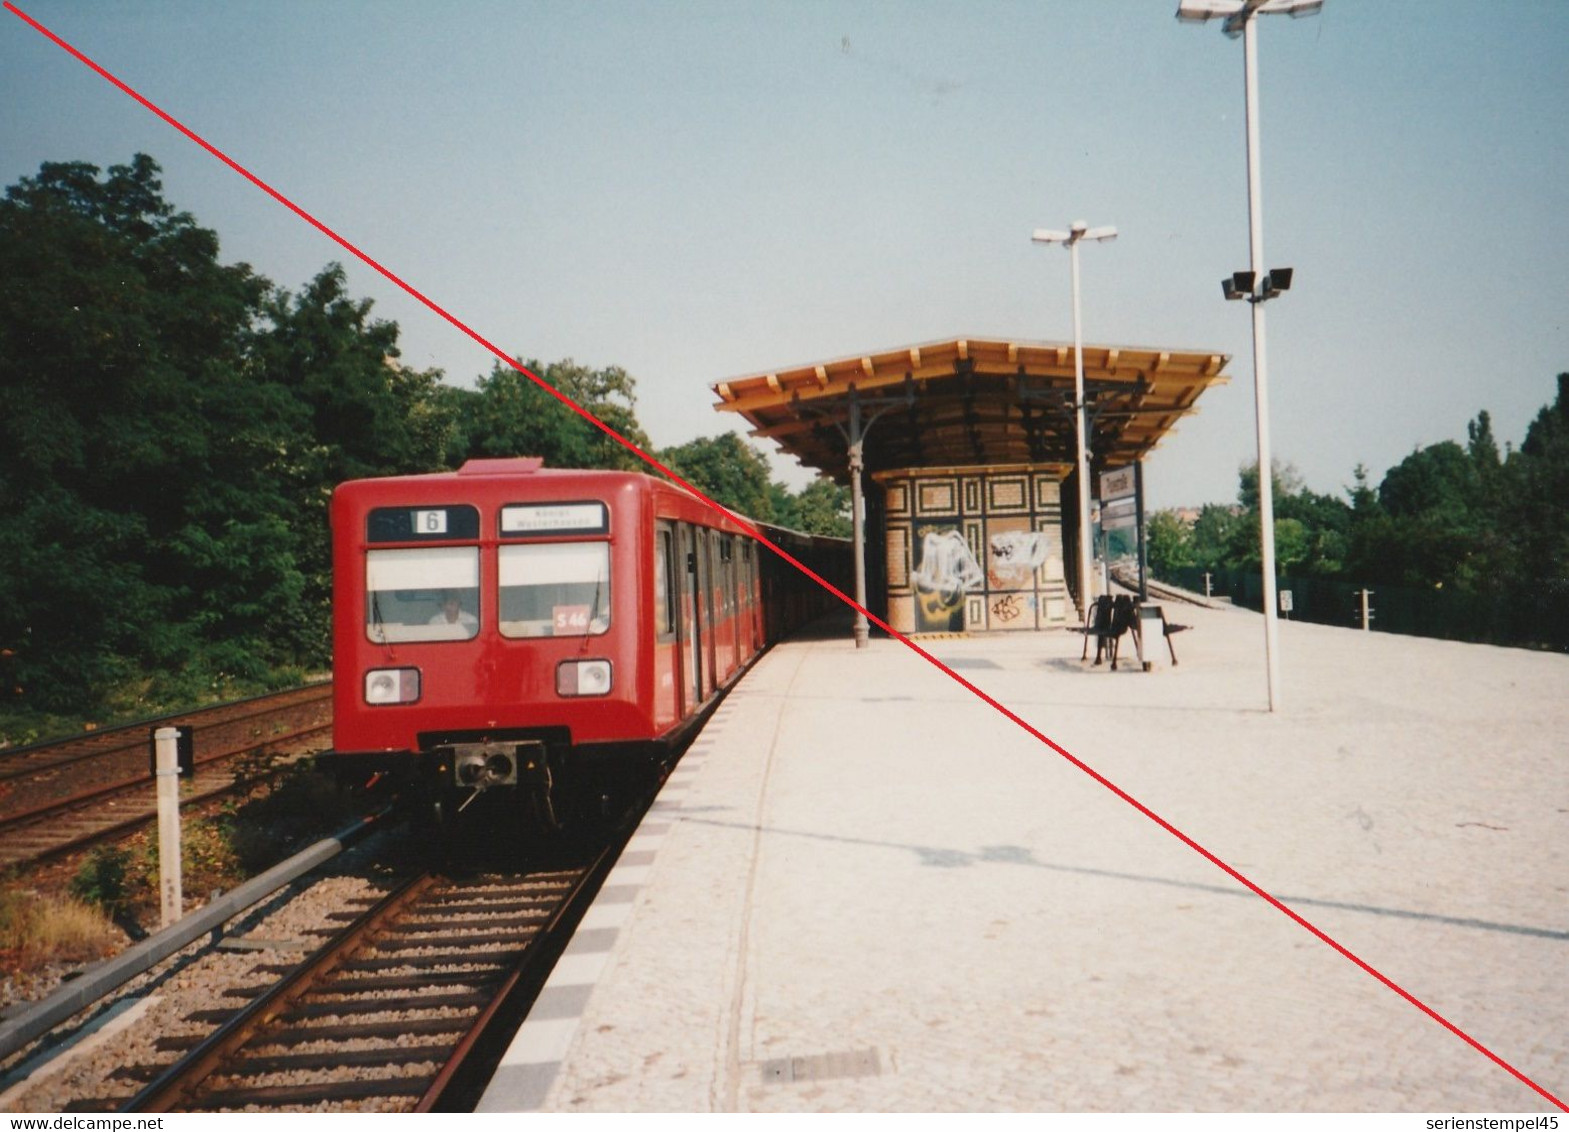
[712,336,1230,482]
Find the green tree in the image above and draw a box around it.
[447,358,650,472]
[1347,462,1381,521]
[658,433,775,521]
[765,482,802,530]
[0,156,457,713]
[1514,373,1569,589]
[1228,460,1351,577]
[1145,510,1195,578]
[1188,503,1243,572]
[1378,441,1478,524]
[0,155,274,708]
[790,477,852,537]
[1345,434,1514,591]
[249,265,454,654]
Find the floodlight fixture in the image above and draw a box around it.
[1223,268,1294,302]
[1261,266,1293,296]
[1222,270,1256,300]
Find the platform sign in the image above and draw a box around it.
[1099,467,1136,502]
[1101,498,1138,532]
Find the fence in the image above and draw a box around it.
[1167,566,1569,652]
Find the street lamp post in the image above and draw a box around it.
[1031,220,1117,620]
[1177,0,1321,713]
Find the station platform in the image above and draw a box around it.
[479,601,1567,1112]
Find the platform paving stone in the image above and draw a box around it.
[481,602,1567,1112]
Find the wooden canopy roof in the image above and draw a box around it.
[711,336,1230,483]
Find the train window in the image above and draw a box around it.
[655,528,675,638]
[365,546,480,643]
[498,542,610,638]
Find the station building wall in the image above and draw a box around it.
[874,463,1070,635]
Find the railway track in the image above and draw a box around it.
[1107,566,1227,609]
[104,853,608,1113]
[0,685,332,870]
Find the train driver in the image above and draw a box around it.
[428,590,478,635]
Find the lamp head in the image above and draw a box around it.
[1223,270,1255,300]
[1262,267,1293,296]
[1177,1,1326,38]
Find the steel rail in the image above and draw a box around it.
[0,684,330,775]
[414,839,625,1111]
[0,723,333,871]
[124,870,440,1113]
[0,811,385,1064]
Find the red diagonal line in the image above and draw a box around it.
[8,1,1562,1111]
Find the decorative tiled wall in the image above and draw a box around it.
[876,463,1069,633]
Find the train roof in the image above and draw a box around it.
[332,460,772,538]
[336,459,662,492]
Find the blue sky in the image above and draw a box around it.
[5,0,1566,508]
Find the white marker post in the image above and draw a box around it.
[152,726,184,928]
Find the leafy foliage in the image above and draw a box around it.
[445,358,649,471]
[1147,379,1569,646]
[658,433,777,522]
[787,477,853,537]
[0,156,449,716]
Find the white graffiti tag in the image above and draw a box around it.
[989,531,1048,587]
[912,530,985,601]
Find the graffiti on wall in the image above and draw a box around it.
[989,592,1031,625]
[987,529,1049,590]
[912,527,983,631]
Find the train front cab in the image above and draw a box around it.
[326,463,765,835]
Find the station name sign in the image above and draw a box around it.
[501,502,609,537]
[1099,467,1136,502]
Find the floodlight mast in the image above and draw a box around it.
[1177,0,1320,714]
[1031,220,1118,620]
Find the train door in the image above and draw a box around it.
[742,540,758,654]
[680,523,702,708]
[699,527,717,695]
[655,522,680,723]
[726,536,741,671]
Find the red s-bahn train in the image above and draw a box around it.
[323,457,847,831]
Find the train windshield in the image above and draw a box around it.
[365,546,480,643]
[498,542,610,638]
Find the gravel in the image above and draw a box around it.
[0,838,401,1114]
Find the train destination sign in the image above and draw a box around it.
[501,502,609,537]
[367,505,480,543]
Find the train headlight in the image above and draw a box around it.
[556,659,612,697]
[364,667,420,705]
